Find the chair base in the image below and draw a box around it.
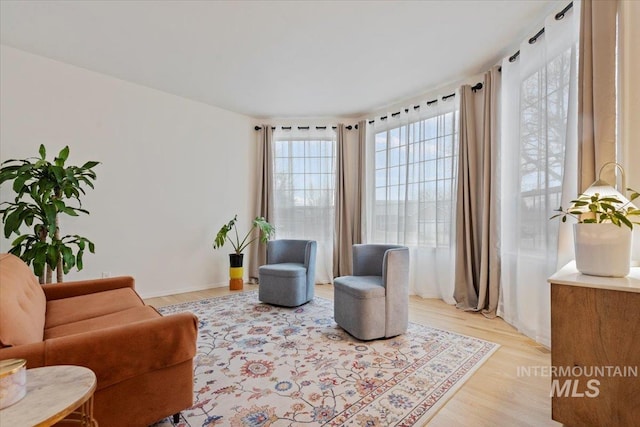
[334,286,386,340]
[259,269,312,307]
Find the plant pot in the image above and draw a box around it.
[574,223,632,277]
[229,253,244,290]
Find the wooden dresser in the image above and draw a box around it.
[548,262,640,427]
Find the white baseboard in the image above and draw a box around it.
[140,281,228,299]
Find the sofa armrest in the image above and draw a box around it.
[44,312,198,389]
[0,341,46,369]
[43,276,135,301]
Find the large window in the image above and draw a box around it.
[518,49,572,252]
[273,136,336,236]
[372,109,458,247]
[272,129,336,282]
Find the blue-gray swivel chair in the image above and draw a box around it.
[334,244,410,340]
[258,239,317,307]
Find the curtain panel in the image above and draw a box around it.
[453,67,501,317]
[498,3,580,346]
[364,98,459,301]
[578,0,618,191]
[356,120,366,245]
[333,123,364,277]
[249,125,274,282]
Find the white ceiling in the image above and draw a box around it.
[0,0,560,119]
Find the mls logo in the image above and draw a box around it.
[551,379,600,398]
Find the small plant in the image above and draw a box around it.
[551,188,640,230]
[213,215,274,254]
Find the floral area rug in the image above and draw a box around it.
[152,291,498,427]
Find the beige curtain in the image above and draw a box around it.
[355,120,366,244]
[334,124,351,276]
[249,125,274,282]
[578,0,618,190]
[333,123,364,277]
[453,67,500,317]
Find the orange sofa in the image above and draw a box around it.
[0,253,198,426]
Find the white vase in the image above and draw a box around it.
[574,223,633,277]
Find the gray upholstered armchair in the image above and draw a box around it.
[333,244,410,340]
[258,239,317,307]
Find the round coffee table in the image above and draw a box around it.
[0,365,97,426]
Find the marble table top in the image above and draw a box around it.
[0,365,96,426]
[548,260,640,293]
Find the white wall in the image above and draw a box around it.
[0,45,257,298]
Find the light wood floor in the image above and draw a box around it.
[146,284,560,426]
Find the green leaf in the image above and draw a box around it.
[46,245,59,268]
[53,199,66,212]
[39,144,46,160]
[81,161,100,170]
[4,209,22,238]
[254,216,275,243]
[600,203,615,212]
[213,216,237,250]
[61,245,75,273]
[33,250,46,277]
[600,197,623,204]
[615,213,633,229]
[51,165,64,183]
[11,234,30,246]
[12,174,27,193]
[66,207,81,216]
[56,146,70,165]
[77,250,84,270]
[79,176,95,189]
[43,204,57,236]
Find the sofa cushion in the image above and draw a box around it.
[0,253,47,347]
[45,287,144,329]
[45,306,161,339]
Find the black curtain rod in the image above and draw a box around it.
[258,80,482,129]
[507,2,573,65]
[254,125,356,131]
[371,83,479,124]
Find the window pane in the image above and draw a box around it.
[273,135,337,254]
[375,151,387,169]
[372,109,459,248]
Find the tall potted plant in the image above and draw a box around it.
[0,145,99,283]
[213,215,274,290]
[551,188,639,277]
